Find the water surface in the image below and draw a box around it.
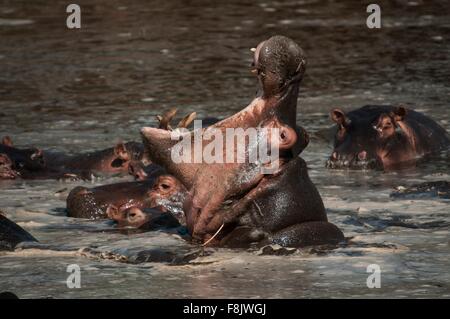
[1,0,449,298]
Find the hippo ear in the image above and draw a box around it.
[1,136,13,147]
[278,125,298,150]
[177,112,197,129]
[331,108,348,127]
[390,106,407,122]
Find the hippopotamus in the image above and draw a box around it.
[107,207,181,230]
[0,153,19,179]
[141,35,344,247]
[326,105,450,170]
[66,174,186,220]
[1,136,149,180]
[42,141,146,178]
[0,213,37,251]
[0,136,46,174]
[390,181,450,199]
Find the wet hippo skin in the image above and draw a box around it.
[390,181,450,199]
[0,213,37,251]
[42,141,146,177]
[0,153,19,179]
[66,180,156,219]
[326,105,450,170]
[67,174,186,220]
[210,157,343,247]
[1,136,148,180]
[108,207,181,231]
[0,138,46,174]
[141,36,344,247]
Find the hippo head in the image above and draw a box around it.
[108,142,146,173]
[148,174,186,224]
[252,35,306,98]
[326,106,416,170]
[17,148,46,171]
[108,206,181,230]
[1,136,46,171]
[107,206,151,229]
[0,154,18,179]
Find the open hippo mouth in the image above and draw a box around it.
[110,157,128,168]
[108,141,146,172]
[139,35,309,243]
[325,151,383,170]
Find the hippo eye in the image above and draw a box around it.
[161,183,171,190]
[128,212,137,219]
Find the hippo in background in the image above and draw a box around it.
[67,173,186,220]
[0,136,152,180]
[0,153,19,180]
[0,136,46,175]
[43,141,145,175]
[107,207,182,231]
[391,181,450,200]
[326,105,450,170]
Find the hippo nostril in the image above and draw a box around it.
[358,151,367,161]
[332,152,338,160]
[128,212,137,219]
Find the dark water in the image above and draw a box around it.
[0,0,449,298]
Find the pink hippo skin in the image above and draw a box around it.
[140,35,344,247]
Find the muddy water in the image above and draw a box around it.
[1,0,450,298]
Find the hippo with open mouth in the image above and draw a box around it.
[141,35,344,247]
[326,105,450,170]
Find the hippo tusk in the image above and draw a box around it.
[157,108,178,130]
[177,112,197,128]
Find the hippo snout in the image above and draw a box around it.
[326,150,381,170]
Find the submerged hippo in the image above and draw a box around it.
[391,181,450,199]
[1,136,148,180]
[0,153,19,179]
[0,213,37,251]
[326,105,450,170]
[0,137,46,174]
[42,141,146,178]
[67,174,186,220]
[107,207,181,231]
[141,35,344,247]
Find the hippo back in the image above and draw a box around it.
[0,214,37,251]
